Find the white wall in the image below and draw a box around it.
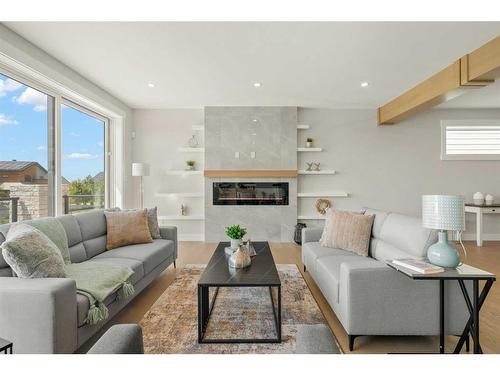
[0,24,134,208]
[131,109,205,240]
[298,108,500,239]
[132,107,500,241]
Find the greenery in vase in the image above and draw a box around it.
[186,160,195,167]
[225,224,247,240]
[306,137,313,143]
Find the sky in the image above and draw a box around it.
[0,73,105,182]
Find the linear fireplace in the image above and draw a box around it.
[213,182,289,205]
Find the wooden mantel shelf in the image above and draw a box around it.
[204,170,298,178]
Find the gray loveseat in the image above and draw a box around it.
[302,207,470,351]
[0,209,177,354]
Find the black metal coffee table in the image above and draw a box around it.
[197,241,282,344]
[0,337,13,354]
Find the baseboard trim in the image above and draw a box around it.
[459,233,500,241]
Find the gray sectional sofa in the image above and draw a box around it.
[302,207,470,351]
[0,209,177,354]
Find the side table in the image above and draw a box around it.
[465,203,500,246]
[387,262,495,354]
[0,337,13,354]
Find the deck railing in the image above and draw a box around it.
[63,194,105,214]
[0,197,19,223]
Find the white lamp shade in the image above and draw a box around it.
[132,162,150,177]
[422,195,465,231]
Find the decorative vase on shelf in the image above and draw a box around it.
[228,244,251,269]
[473,192,484,205]
[188,134,199,148]
[306,141,312,148]
[485,194,494,206]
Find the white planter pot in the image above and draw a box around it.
[306,142,312,148]
[230,239,241,249]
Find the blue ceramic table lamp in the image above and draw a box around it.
[422,195,465,268]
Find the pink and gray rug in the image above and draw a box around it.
[140,264,341,353]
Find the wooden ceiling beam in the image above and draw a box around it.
[378,36,499,126]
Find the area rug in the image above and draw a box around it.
[140,264,341,353]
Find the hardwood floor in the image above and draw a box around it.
[81,240,500,354]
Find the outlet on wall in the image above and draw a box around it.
[235,151,240,158]
[251,151,256,159]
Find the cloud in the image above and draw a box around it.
[65,152,99,160]
[13,87,47,112]
[36,145,46,151]
[0,114,18,126]
[97,141,104,147]
[0,78,22,97]
[70,132,81,137]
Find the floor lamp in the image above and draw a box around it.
[132,162,150,209]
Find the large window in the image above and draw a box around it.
[0,70,110,223]
[441,120,500,161]
[0,73,55,223]
[61,103,107,214]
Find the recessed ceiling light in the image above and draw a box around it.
[253,82,261,88]
[361,82,369,88]
[252,119,258,122]
[147,83,155,88]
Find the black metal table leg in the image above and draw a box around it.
[198,285,210,343]
[439,280,445,354]
[473,280,480,354]
[453,279,494,354]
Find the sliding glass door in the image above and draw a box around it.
[0,72,55,223]
[61,101,108,215]
[0,70,110,223]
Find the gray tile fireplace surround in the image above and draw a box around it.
[204,107,298,242]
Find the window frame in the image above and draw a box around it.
[441,119,500,161]
[0,60,122,216]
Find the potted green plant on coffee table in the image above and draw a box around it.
[225,224,247,250]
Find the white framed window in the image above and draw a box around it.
[441,120,500,161]
[0,59,123,220]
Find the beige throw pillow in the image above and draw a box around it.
[319,210,375,257]
[104,209,153,250]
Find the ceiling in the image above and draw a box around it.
[4,22,500,109]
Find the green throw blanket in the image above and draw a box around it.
[27,218,135,325]
[65,263,134,325]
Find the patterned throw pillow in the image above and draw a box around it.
[146,207,161,239]
[104,209,153,250]
[319,210,375,257]
[0,223,67,278]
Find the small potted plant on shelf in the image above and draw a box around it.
[186,160,195,171]
[306,137,313,148]
[225,224,247,250]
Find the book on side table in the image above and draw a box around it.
[390,258,444,274]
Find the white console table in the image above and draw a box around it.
[465,204,500,246]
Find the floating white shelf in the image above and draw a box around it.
[298,170,336,175]
[158,215,205,221]
[298,215,326,220]
[298,192,348,198]
[178,147,205,153]
[297,147,322,152]
[156,192,204,198]
[192,125,204,131]
[297,124,310,130]
[165,170,203,175]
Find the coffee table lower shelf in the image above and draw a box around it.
[197,284,282,344]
